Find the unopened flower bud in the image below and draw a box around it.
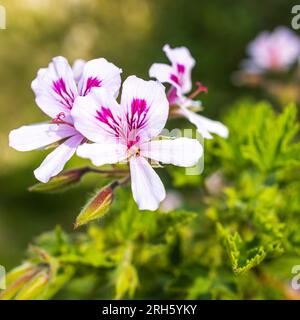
[0,267,41,300]
[74,183,115,228]
[5,263,35,286]
[29,167,90,193]
[15,271,49,300]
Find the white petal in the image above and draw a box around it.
[181,108,229,139]
[180,97,202,110]
[78,58,122,97]
[149,63,182,97]
[163,44,195,94]
[71,87,122,143]
[130,156,166,211]
[32,56,78,119]
[149,63,174,85]
[120,76,169,142]
[163,44,195,69]
[72,59,86,82]
[76,142,127,166]
[9,123,77,151]
[34,134,83,183]
[140,137,203,167]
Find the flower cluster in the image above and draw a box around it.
[9,45,228,211]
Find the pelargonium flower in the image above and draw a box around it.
[9,56,121,183]
[243,26,300,73]
[71,76,203,211]
[149,44,228,139]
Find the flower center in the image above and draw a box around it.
[95,98,149,149]
[127,144,140,158]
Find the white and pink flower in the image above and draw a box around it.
[149,44,228,139]
[71,76,203,211]
[243,26,300,73]
[9,56,122,183]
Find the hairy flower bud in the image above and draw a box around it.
[29,167,90,193]
[74,182,116,228]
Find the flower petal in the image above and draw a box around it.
[120,75,169,143]
[9,123,77,151]
[149,63,174,86]
[163,44,195,70]
[76,142,127,166]
[72,59,86,82]
[140,137,203,167]
[34,134,83,183]
[32,56,78,120]
[78,58,122,97]
[130,156,166,211]
[72,87,122,143]
[181,108,229,139]
[163,44,195,94]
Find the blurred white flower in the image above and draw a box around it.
[243,26,300,73]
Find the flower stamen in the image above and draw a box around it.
[51,112,73,127]
[188,82,208,100]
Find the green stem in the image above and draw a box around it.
[83,166,129,176]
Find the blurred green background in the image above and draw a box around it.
[0,0,296,268]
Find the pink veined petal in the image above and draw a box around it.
[120,76,169,143]
[78,58,122,97]
[72,59,86,83]
[149,63,176,85]
[76,142,127,166]
[9,123,77,152]
[34,134,83,183]
[31,56,78,120]
[129,156,166,211]
[140,137,203,167]
[149,63,182,97]
[180,108,229,139]
[163,44,195,70]
[72,87,122,143]
[163,44,195,94]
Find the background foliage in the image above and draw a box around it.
[0,0,299,299]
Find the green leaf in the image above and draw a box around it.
[115,263,139,299]
[217,223,267,274]
[242,103,299,172]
